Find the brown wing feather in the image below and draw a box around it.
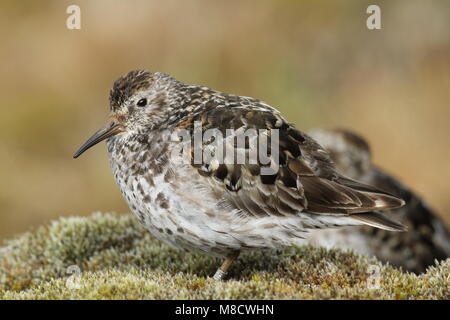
[178,95,405,228]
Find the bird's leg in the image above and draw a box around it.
[212,252,240,280]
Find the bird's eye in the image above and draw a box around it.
[137,98,147,107]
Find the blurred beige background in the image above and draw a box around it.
[0,0,449,240]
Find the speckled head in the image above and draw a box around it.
[109,70,155,111]
[73,70,180,158]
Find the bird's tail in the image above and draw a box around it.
[337,175,407,231]
[350,212,407,231]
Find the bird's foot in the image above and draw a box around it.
[210,252,240,281]
[212,268,227,280]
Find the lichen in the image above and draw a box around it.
[0,213,448,299]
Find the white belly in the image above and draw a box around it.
[107,135,358,256]
[110,156,315,256]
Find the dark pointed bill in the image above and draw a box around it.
[73,120,124,158]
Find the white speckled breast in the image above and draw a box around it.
[105,130,314,257]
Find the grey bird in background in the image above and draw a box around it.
[73,70,406,279]
[308,128,450,274]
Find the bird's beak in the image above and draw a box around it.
[73,116,124,158]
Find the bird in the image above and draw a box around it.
[308,128,450,273]
[73,70,406,280]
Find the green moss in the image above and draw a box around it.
[0,213,448,299]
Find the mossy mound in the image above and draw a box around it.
[0,213,448,299]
